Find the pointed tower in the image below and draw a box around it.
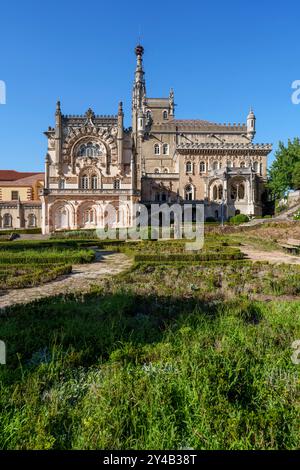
[117,101,124,165]
[55,100,62,164]
[132,44,146,191]
[247,107,256,140]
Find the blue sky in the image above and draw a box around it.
[0,0,299,171]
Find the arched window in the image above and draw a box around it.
[146,110,152,121]
[154,144,160,155]
[240,161,245,168]
[213,185,218,200]
[253,161,259,173]
[186,161,192,173]
[230,182,245,200]
[185,184,193,200]
[162,143,169,155]
[79,142,101,157]
[3,213,12,227]
[91,175,98,189]
[163,168,169,173]
[200,161,205,173]
[238,183,245,200]
[213,161,219,171]
[231,184,237,200]
[113,179,120,190]
[154,168,160,174]
[80,175,89,189]
[163,110,168,120]
[161,193,167,202]
[218,185,223,200]
[83,208,95,225]
[28,213,36,227]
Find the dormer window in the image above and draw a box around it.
[163,110,168,120]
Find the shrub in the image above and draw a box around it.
[293,210,300,220]
[229,214,250,225]
[205,217,217,223]
[0,228,42,235]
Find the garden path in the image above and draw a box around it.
[240,245,300,265]
[0,250,133,309]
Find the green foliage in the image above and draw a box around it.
[229,214,250,225]
[0,264,72,289]
[268,138,300,198]
[0,228,42,235]
[292,161,300,190]
[0,249,95,265]
[293,210,300,220]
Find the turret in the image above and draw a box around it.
[117,101,124,164]
[44,153,50,189]
[132,44,146,135]
[55,100,62,163]
[137,108,145,136]
[169,88,175,116]
[247,107,256,140]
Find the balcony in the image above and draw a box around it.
[41,188,140,196]
[142,173,179,180]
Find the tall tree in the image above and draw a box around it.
[292,161,300,190]
[268,138,300,198]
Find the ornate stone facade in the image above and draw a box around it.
[40,44,272,233]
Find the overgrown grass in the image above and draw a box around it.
[0,288,299,450]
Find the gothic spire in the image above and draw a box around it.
[133,44,146,111]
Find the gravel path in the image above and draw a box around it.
[0,250,133,309]
[240,245,300,265]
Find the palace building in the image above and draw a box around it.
[1,45,272,232]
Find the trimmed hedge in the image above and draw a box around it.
[0,249,95,264]
[229,214,250,225]
[0,264,72,289]
[134,250,244,263]
[0,228,42,235]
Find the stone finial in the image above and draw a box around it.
[56,100,61,114]
[135,44,144,56]
[118,101,123,115]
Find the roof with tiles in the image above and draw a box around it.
[177,142,272,151]
[0,172,44,186]
[0,170,41,181]
[151,119,247,132]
